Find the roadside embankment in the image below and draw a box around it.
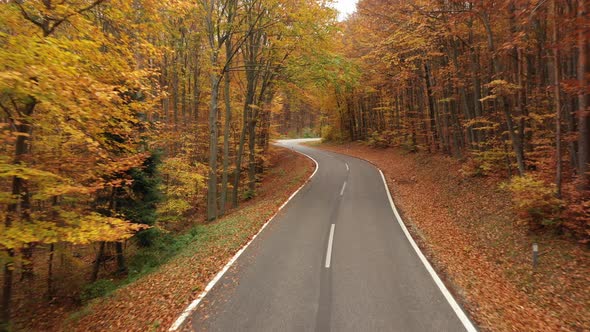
[316,142,589,332]
[26,147,314,332]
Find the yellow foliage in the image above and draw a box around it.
[0,210,144,249]
[504,175,564,228]
[157,157,206,219]
[461,148,511,177]
[484,80,521,97]
[0,0,162,250]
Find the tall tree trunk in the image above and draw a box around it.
[468,20,484,147]
[482,11,526,175]
[450,39,475,148]
[207,70,220,220]
[566,54,579,169]
[115,242,126,275]
[551,0,563,197]
[204,0,219,221]
[510,1,528,164]
[577,0,589,190]
[232,73,256,206]
[1,249,14,328]
[258,91,273,152]
[91,241,106,282]
[232,115,248,206]
[47,243,54,300]
[20,246,34,281]
[248,114,257,195]
[2,99,36,326]
[423,62,438,151]
[172,52,179,129]
[181,46,187,123]
[220,39,232,215]
[193,63,201,122]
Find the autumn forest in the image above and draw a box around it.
[0,0,589,331]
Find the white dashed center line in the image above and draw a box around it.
[325,224,335,268]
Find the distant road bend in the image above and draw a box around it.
[189,138,476,332]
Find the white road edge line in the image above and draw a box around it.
[345,162,349,171]
[339,181,347,196]
[168,146,319,332]
[378,169,477,332]
[325,224,335,268]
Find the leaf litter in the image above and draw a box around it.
[317,142,589,332]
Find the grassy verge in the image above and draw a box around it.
[78,229,208,305]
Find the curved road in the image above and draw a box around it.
[190,139,475,332]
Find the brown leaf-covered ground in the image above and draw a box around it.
[20,147,313,332]
[316,142,589,332]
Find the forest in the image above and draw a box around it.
[0,0,588,330]
[323,0,589,239]
[0,0,335,329]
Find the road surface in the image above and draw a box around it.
[190,139,474,332]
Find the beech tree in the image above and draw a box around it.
[0,0,162,324]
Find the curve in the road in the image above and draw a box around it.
[169,140,320,332]
[171,138,477,332]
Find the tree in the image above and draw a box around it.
[578,0,589,191]
[315,0,588,239]
[0,0,158,325]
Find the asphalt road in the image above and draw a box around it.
[191,139,474,332]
